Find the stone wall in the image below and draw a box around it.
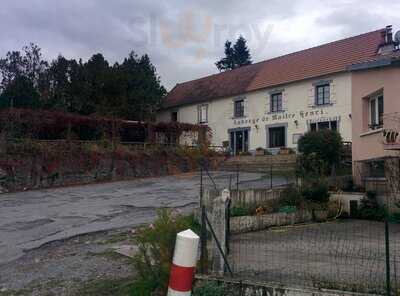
[329,192,364,214]
[204,187,287,210]
[230,210,315,234]
[0,141,223,193]
[219,154,297,172]
[230,187,286,207]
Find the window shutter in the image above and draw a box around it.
[226,101,235,119]
[243,98,249,117]
[265,95,271,114]
[308,87,315,107]
[282,92,288,111]
[330,83,337,105]
[197,105,201,123]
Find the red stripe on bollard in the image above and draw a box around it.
[168,264,195,292]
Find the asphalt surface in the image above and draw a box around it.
[0,171,280,265]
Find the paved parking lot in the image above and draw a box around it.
[0,171,277,264]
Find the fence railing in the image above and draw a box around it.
[198,163,397,295]
[228,219,397,294]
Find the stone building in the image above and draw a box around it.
[157,26,396,156]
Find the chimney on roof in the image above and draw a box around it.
[378,25,396,55]
[385,25,393,44]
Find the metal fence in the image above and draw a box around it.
[198,163,399,295]
[228,219,398,294]
[198,163,297,193]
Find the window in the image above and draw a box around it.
[315,84,330,105]
[368,160,385,178]
[198,104,208,124]
[171,111,178,122]
[318,121,330,130]
[234,99,244,118]
[269,126,286,148]
[310,120,338,132]
[270,93,283,113]
[293,133,303,145]
[369,95,384,129]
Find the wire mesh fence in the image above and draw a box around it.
[199,164,297,193]
[228,219,399,294]
[197,161,400,294]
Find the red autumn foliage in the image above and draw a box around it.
[0,108,211,145]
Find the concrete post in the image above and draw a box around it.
[211,189,230,275]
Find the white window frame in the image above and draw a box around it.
[198,104,208,124]
[369,94,384,129]
[309,120,338,132]
[315,83,330,106]
[233,99,245,118]
[270,92,283,113]
[292,133,303,145]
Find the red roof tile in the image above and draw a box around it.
[164,28,386,109]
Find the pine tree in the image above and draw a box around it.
[215,41,235,72]
[233,35,252,67]
[215,36,252,71]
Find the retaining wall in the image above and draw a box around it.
[230,210,317,234]
[230,187,286,207]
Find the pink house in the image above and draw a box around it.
[349,26,400,191]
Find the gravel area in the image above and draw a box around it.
[0,228,136,295]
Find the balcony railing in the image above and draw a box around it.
[382,113,400,150]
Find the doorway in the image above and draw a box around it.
[229,128,250,156]
[266,124,287,149]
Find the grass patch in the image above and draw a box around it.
[0,289,32,296]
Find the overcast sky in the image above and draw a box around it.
[1,0,399,90]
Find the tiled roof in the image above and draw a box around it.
[164,28,386,109]
[348,50,400,70]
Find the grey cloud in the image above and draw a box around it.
[0,0,398,90]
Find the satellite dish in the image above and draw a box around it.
[395,30,400,44]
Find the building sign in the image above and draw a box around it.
[233,109,331,126]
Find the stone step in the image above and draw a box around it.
[219,155,296,172]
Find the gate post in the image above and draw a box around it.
[211,189,231,275]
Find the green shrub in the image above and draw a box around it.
[358,191,386,221]
[390,212,400,223]
[193,281,226,296]
[264,149,272,155]
[132,210,200,296]
[280,186,302,207]
[298,130,343,176]
[239,151,251,156]
[301,180,330,203]
[230,205,253,217]
[296,153,327,178]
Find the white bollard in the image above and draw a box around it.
[167,229,200,296]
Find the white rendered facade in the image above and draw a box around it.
[157,72,352,154]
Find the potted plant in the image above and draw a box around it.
[255,147,265,156]
[279,147,290,155]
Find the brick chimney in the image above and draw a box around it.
[378,25,396,55]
